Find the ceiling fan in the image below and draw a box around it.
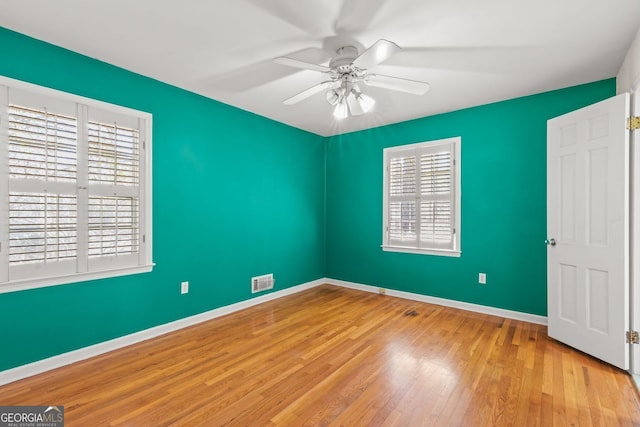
[273,39,430,119]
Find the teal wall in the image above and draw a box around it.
[0,26,618,373]
[325,79,615,316]
[0,28,326,371]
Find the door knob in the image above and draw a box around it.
[545,238,556,246]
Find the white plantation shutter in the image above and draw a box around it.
[8,105,77,182]
[419,146,454,249]
[388,155,417,244]
[87,119,139,186]
[0,80,152,292]
[86,110,142,271]
[6,95,80,280]
[420,200,451,245]
[9,193,78,265]
[88,196,139,257]
[383,137,461,256]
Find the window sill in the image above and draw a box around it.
[381,245,461,258]
[0,263,155,295]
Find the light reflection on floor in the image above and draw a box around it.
[385,340,460,390]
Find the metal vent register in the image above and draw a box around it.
[251,274,275,293]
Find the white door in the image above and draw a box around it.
[547,93,630,370]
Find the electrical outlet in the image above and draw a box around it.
[478,273,487,285]
[181,281,189,294]
[379,288,386,295]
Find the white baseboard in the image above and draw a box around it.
[325,278,547,325]
[0,276,546,386]
[633,375,640,394]
[0,278,325,387]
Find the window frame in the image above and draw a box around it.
[381,136,461,257]
[0,76,153,294]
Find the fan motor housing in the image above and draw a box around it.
[330,45,359,72]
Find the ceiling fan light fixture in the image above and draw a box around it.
[356,92,375,113]
[333,98,348,120]
[275,38,429,120]
[326,90,340,106]
[326,87,344,106]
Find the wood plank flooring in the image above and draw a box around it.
[1,284,639,426]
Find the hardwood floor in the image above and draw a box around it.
[1,284,639,426]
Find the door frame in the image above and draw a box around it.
[631,76,640,375]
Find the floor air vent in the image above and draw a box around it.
[252,273,275,293]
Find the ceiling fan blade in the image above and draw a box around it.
[244,0,333,37]
[334,0,388,33]
[273,57,332,73]
[283,81,340,105]
[204,48,331,92]
[364,74,430,95]
[352,39,401,70]
[205,59,299,91]
[388,46,532,73]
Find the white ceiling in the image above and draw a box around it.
[1,0,639,136]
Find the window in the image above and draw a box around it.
[382,137,461,256]
[0,77,153,293]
